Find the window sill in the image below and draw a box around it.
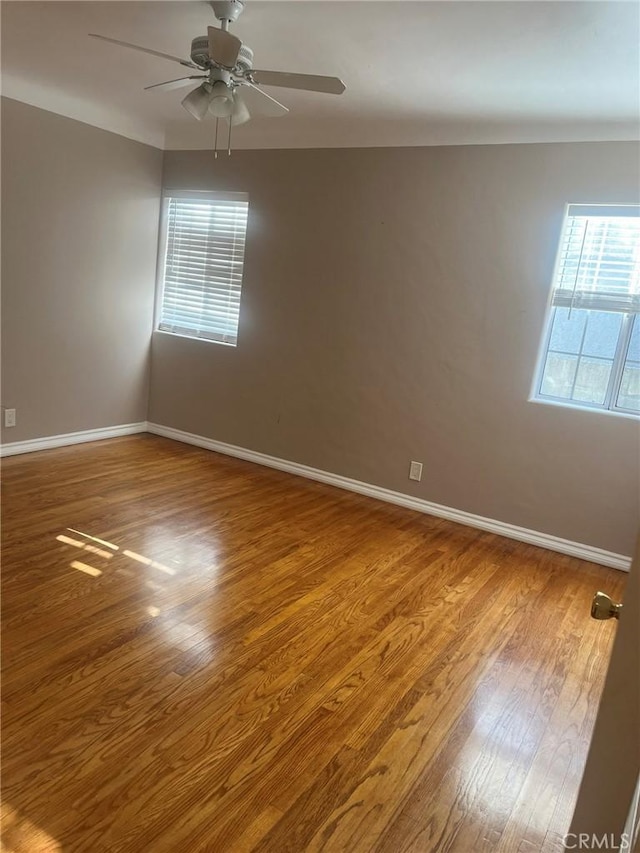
[154,330,237,348]
[528,396,639,421]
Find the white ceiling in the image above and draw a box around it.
[2,1,639,150]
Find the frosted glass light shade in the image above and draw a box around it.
[181,84,212,120]
[209,81,234,118]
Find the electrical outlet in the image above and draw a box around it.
[4,408,16,428]
[409,461,423,482]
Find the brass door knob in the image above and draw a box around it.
[591,591,623,620]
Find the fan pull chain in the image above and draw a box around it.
[214,118,219,159]
[227,118,232,156]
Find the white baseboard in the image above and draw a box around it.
[146,422,632,572]
[0,422,148,457]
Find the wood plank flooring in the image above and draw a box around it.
[1,435,626,852]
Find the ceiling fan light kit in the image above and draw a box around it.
[182,83,213,121]
[208,80,234,118]
[231,92,251,127]
[89,0,346,157]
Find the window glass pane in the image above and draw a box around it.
[617,365,640,412]
[548,308,587,354]
[626,316,640,363]
[540,353,578,399]
[617,318,640,411]
[572,358,612,405]
[582,311,623,358]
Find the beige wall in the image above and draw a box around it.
[2,102,636,555]
[1,98,162,442]
[151,143,640,555]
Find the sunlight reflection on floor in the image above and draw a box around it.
[1,803,61,853]
[123,549,177,576]
[66,527,118,551]
[55,527,224,661]
[56,534,113,560]
[57,523,223,585]
[70,560,102,578]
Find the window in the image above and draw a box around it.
[157,191,249,346]
[533,204,640,416]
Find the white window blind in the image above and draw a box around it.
[551,204,640,314]
[158,191,249,345]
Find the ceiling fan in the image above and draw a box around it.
[89,0,346,135]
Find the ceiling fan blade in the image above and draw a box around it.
[241,83,289,117]
[89,34,199,70]
[250,70,346,95]
[207,26,242,69]
[231,92,251,126]
[144,76,207,92]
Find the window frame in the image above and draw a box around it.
[154,188,249,347]
[530,203,640,419]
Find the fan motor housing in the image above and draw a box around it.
[191,36,253,73]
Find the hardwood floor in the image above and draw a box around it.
[1,435,626,853]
